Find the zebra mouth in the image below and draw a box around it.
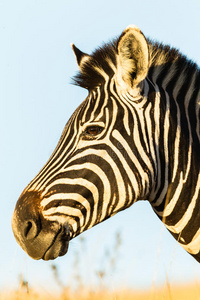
[43,227,70,261]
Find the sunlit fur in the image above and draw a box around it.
[12,27,200,262]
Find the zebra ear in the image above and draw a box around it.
[116,25,149,89]
[71,44,90,70]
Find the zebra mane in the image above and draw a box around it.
[72,36,199,90]
[72,39,118,89]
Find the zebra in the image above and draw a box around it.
[12,25,200,263]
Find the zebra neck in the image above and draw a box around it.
[146,43,200,243]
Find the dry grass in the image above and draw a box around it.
[4,233,200,300]
[1,284,200,300]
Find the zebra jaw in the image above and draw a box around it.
[11,191,72,260]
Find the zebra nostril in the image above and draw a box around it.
[24,220,38,240]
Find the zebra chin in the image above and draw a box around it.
[42,228,70,261]
[11,190,71,260]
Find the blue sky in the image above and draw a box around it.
[1,0,200,293]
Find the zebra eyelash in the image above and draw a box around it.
[80,121,105,136]
[81,125,104,140]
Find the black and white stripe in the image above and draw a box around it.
[12,25,200,262]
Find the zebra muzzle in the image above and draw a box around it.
[11,190,71,260]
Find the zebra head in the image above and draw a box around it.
[12,25,200,262]
[12,25,154,260]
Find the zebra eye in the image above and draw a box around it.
[85,126,103,136]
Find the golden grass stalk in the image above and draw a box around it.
[1,284,200,300]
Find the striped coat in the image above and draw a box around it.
[12,25,200,262]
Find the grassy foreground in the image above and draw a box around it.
[1,284,200,300]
